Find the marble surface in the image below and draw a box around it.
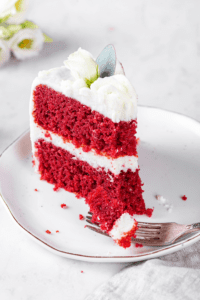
[0,0,200,299]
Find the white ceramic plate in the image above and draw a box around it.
[1,106,200,262]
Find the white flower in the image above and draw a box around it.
[64,48,100,87]
[0,39,10,67]
[0,0,27,24]
[9,27,44,60]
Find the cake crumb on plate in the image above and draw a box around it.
[156,195,173,213]
[79,214,84,220]
[61,203,67,208]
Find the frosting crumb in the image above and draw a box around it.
[156,195,173,213]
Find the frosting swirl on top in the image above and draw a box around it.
[90,74,137,122]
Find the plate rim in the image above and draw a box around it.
[1,106,200,262]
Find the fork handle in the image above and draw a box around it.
[186,223,200,231]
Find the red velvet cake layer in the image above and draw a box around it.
[34,139,152,232]
[33,85,137,159]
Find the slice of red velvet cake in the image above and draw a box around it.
[30,46,152,248]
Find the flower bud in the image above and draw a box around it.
[64,48,100,88]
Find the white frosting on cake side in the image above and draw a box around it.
[109,213,137,240]
[31,65,137,123]
[30,119,138,176]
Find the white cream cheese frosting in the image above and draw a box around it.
[109,213,137,240]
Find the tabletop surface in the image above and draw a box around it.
[0,0,200,299]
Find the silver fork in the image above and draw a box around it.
[85,212,200,246]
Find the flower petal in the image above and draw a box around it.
[0,39,10,67]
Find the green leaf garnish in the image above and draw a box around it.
[0,14,11,25]
[21,20,38,29]
[96,44,116,78]
[43,33,53,43]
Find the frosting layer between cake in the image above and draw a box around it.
[30,122,138,175]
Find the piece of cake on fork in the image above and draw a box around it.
[30,45,153,248]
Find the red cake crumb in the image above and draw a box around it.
[117,225,138,248]
[44,132,52,140]
[33,85,138,159]
[32,159,35,167]
[56,230,59,233]
[79,214,84,220]
[53,186,59,191]
[81,271,84,273]
[75,194,82,199]
[145,208,154,217]
[61,203,67,208]
[135,243,143,248]
[181,195,187,201]
[34,188,38,192]
[136,138,140,145]
[46,230,51,234]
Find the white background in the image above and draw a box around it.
[0,0,200,299]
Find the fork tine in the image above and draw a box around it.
[136,228,161,234]
[137,222,161,229]
[135,231,160,238]
[85,215,98,225]
[132,237,161,245]
[86,215,100,227]
[85,225,109,237]
[86,219,99,227]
